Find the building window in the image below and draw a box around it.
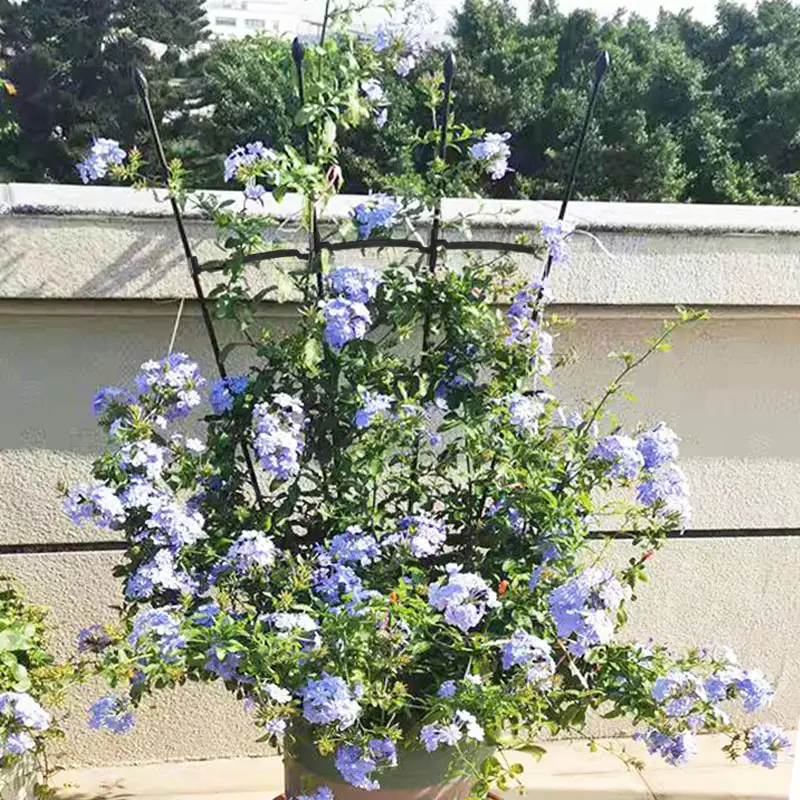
[214,16,237,26]
[245,18,265,29]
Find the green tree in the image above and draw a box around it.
[0,0,207,182]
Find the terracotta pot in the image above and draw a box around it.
[285,736,490,800]
[0,754,37,800]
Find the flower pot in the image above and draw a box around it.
[285,736,489,800]
[0,754,37,800]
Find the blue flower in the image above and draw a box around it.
[734,670,775,713]
[420,710,484,752]
[385,514,447,559]
[205,647,252,684]
[637,728,697,766]
[77,624,112,654]
[76,138,126,183]
[328,526,381,566]
[541,220,575,266]
[328,266,383,303]
[313,563,373,610]
[253,394,305,481]
[226,531,278,575]
[128,607,186,660]
[590,435,644,480]
[352,195,400,239]
[301,674,361,729]
[335,739,397,790]
[505,283,551,348]
[223,141,277,184]
[651,671,706,718]
[126,549,198,600]
[265,717,288,737]
[507,393,545,435]
[296,786,334,800]
[354,391,393,429]
[429,568,499,633]
[502,630,555,687]
[703,667,737,704]
[92,386,130,417]
[638,423,680,470]
[548,566,625,656]
[0,692,51,731]
[210,375,249,414]
[321,298,372,350]
[744,724,791,769]
[135,353,206,421]
[470,133,512,180]
[119,440,167,481]
[88,695,136,735]
[64,483,125,529]
[637,464,691,526]
[1,731,35,755]
[362,79,386,105]
[438,680,457,698]
[193,603,220,627]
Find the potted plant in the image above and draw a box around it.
[67,2,791,796]
[0,578,77,800]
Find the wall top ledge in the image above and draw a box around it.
[3,182,800,235]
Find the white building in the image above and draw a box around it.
[204,0,322,40]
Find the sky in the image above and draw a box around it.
[431,0,761,26]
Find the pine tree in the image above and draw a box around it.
[0,0,208,182]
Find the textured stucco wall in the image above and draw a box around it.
[1,185,799,767]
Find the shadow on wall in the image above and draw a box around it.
[56,786,131,800]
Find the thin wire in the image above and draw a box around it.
[167,297,186,355]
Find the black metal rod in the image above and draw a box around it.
[3,527,797,556]
[426,52,456,280]
[292,38,324,297]
[541,50,610,284]
[133,67,266,511]
[196,238,546,274]
[319,0,332,45]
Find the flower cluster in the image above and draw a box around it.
[354,391,393,429]
[336,739,397,790]
[372,7,431,76]
[223,141,278,199]
[429,567,499,633]
[352,194,400,239]
[383,514,447,559]
[76,137,126,183]
[548,566,626,656]
[253,394,306,480]
[0,692,52,757]
[327,265,383,304]
[421,710,485,752]
[302,674,361,729]
[210,375,249,414]
[469,132,512,180]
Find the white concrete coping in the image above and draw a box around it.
[4,182,800,234]
[3,183,800,305]
[51,735,794,800]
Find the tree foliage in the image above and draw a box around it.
[3,0,800,203]
[0,0,207,182]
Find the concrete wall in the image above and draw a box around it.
[1,184,799,766]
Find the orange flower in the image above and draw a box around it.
[389,591,399,604]
[498,579,509,596]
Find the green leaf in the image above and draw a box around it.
[303,338,324,372]
[518,744,547,760]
